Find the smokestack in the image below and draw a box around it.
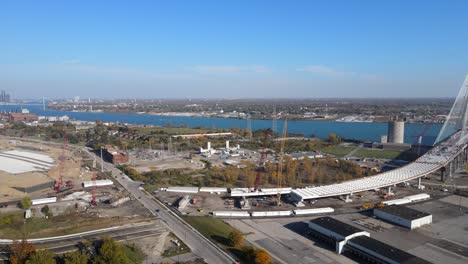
[226,140,230,149]
[207,142,211,150]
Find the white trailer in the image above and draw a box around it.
[251,211,293,217]
[166,186,199,194]
[293,207,334,215]
[32,197,57,205]
[82,180,114,188]
[211,211,250,217]
[199,187,228,194]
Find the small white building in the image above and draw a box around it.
[373,205,432,230]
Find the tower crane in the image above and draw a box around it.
[277,120,288,206]
[412,123,432,156]
[54,133,68,191]
[254,129,270,191]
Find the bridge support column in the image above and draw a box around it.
[387,186,393,195]
[418,177,422,189]
[441,167,445,182]
[449,162,453,178]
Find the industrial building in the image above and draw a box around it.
[387,119,405,144]
[347,236,431,264]
[307,217,370,254]
[102,146,129,164]
[373,205,432,230]
[307,217,431,263]
[8,113,38,122]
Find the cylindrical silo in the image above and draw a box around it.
[387,121,405,144]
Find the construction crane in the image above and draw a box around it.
[412,123,432,156]
[276,120,288,206]
[54,133,69,191]
[90,172,97,206]
[254,129,270,191]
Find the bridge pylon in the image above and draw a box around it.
[435,75,468,145]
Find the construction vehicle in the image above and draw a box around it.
[276,120,288,206]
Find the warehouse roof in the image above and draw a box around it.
[375,205,430,220]
[309,217,363,237]
[349,236,431,264]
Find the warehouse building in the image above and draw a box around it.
[374,205,432,230]
[102,146,129,164]
[347,236,431,264]
[308,217,370,254]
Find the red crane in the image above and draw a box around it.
[254,129,270,191]
[54,133,68,191]
[412,123,432,156]
[90,172,97,206]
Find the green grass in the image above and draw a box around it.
[353,149,402,159]
[319,145,355,157]
[161,233,191,257]
[122,243,146,263]
[183,216,236,246]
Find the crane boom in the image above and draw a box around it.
[254,130,270,191]
[277,120,287,206]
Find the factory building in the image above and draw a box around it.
[102,146,129,164]
[387,119,405,144]
[8,113,38,122]
[347,236,431,264]
[308,217,370,254]
[373,205,432,230]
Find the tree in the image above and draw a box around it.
[94,238,129,264]
[20,197,32,209]
[26,249,56,264]
[254,249,271,264]
[228,230,244,248]
[9,240,36,264]
[328,133,340,145]
[63,250,89,264]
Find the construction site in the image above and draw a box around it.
[0,136,184,262]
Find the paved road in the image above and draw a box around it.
[84,149,236,264]
[0,223,165,260]
[344,144,363,158]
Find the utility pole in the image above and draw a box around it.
[100,146,104,172]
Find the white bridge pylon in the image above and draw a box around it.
[435,74,468,145]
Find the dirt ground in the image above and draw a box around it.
[0,138,93,202]
[129,151,205,173]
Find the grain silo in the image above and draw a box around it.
[387,120,405,144]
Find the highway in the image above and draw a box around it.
[0,223,165,260]
[84,149,236,264]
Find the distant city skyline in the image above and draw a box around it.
[1,0,468,99]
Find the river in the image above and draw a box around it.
[0,104,442,145]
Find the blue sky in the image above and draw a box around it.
[1,0,467,99]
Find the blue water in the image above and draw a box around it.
[0,104,442,145]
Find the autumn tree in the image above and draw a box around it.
[228,230,244,248]
[9,240,36,264]
[254,249,272,264]
[26,249,56,264]
[94,238,129,264]
[20,197,32,209]
[63,250,89,264]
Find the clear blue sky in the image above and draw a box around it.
[1,0,467,99]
